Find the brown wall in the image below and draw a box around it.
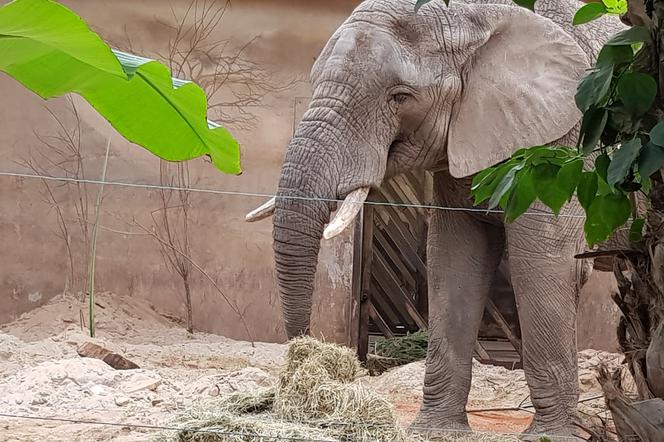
[0,0,620,351]
[0,0,360,344]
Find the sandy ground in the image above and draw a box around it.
[0,293,630,441]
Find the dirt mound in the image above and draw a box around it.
[0,292,632,441]
[1,292,175,342]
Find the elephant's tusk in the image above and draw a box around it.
[245,197,276,222]
[323,187,370,240]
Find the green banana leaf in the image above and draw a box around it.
[0,0,240,174]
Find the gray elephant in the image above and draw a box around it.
[246,0,623,438]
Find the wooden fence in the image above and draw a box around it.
[349,171,523,369]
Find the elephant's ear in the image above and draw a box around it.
[447,5,589,178]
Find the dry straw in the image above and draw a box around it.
[159,337,519,442]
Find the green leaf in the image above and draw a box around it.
[580,108,609,154]
[471,167,498,190]
[650,120,664,146]
[532,164,568,215]
[576,65,614,112]
[415,0,435,11]
[472,166,511,205]
[584,192,631,246]
[602,0,628,14]
[577,172,598,211]
[596,44,634,67]
[606,26,651,45]
[596,154,611,182]
[607,106,639,134]
[558,159,584,201]
[488,164,523,210]
[638,142,664,179]
[512,0,537,10]
[505,169,538,222]
[629,218,645,242]
[617,73,657,116]
[607,138,642,186]
[642,174,653,193]
[0,0,240,174]
[573,3,607,25]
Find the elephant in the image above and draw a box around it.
[245,0,624,438]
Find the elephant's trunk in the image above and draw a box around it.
[272,123,340,339]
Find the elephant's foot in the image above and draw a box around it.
[408,410,471,439]
[521,415,585,442]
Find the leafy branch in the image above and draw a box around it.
[470,21,660,246]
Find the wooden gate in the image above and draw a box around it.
[349,172,523,369]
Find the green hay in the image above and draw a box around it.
[373,330,429,362]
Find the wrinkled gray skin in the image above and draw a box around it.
[270,0,623,438]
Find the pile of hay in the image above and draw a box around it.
[160,337,517,442]
[160,337,414,442]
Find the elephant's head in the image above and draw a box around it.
[246,0,589,339]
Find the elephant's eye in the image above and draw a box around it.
[391,93,410,104]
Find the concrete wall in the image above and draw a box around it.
[0,0,621,351]
[0,0,359,344]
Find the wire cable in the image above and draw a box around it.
[0,412,333,441]
[0,170,586,219]
[0,411,582,441]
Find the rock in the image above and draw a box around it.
[579,371,599,389]
[207,385,220,397]
[30,397,46,405]
[151,399,163,406]
[77,342,139,370]
[114,396,130,406]
[124,377,161,394]
[89,384,108,395]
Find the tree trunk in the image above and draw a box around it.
[184,276,193,334]
[600,175,664,440]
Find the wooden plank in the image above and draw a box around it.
[380,182,419,228]
[376,185,416,229]
[372,267,418,329]
[352,203,374,362]
[373,252,428,330]
[392,174,426,217]
[370,276,404,327]
[349,209,364,349]
[374,227,417,289]
[485,299,523,356]
[375,214,427,277]
[478,340,519,351]
[368,302,394,339]
[384,177,420,210]
[474,341,491,360]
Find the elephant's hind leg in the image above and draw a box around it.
[410,185,505,436]
[507,209,584,439]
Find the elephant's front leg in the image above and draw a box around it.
[507,209,584,439]
[411,182,504,434]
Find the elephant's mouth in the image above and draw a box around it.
[245,186,370,240]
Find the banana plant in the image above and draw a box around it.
[0,0,243,336]
[0,0,241,174]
